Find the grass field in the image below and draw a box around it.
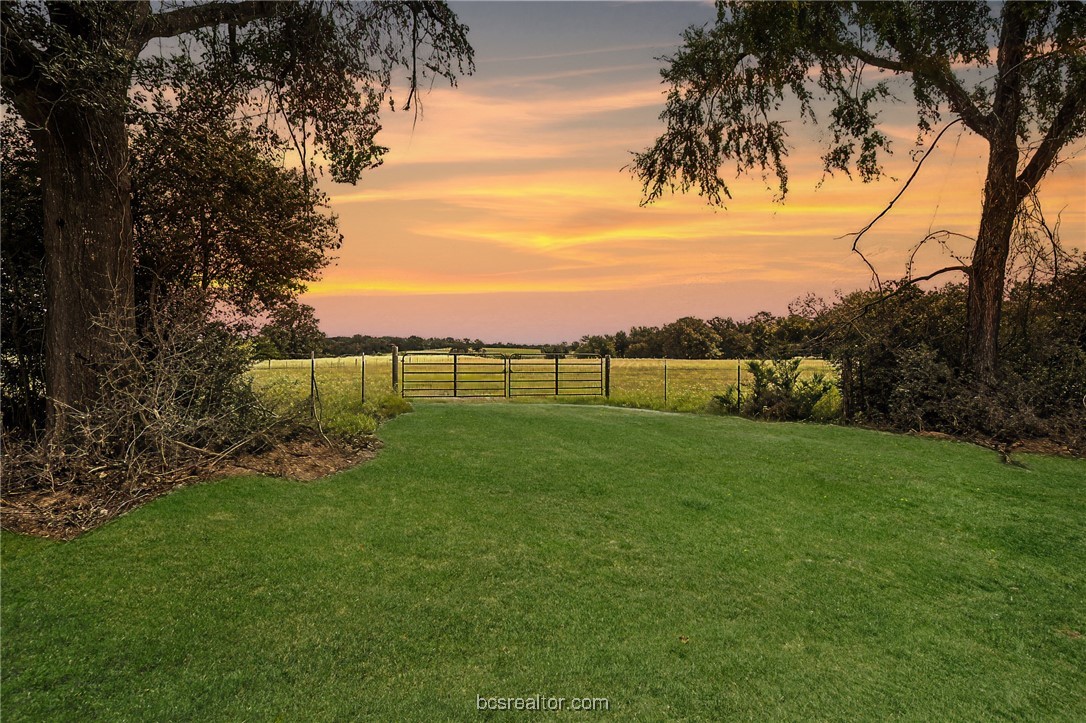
[3,403,1084,720]
[250,355,834,419]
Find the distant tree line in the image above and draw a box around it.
[250,305,830,361]
[569,305,827,360]
[253,322,493,360]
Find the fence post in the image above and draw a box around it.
[736,362,742,411]
[391,345,399,393]
[663,357,668,403]
[604,355,611,398]
[361,353,366,403]
[841,356,852,422]
[453,353,459,397]
[554,355,560,395]
[310,351,316,418]
[504,357,510,398]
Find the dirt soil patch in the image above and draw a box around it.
[1,433,381,541]
[913,430,1082,460]
[216,435,381,481]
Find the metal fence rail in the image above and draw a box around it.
[399,352,607,399]
[508,355,604,396]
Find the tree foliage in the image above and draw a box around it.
[0,118,46,432]
[1,98,347,435]
[132,86,342,316]
[0,0,474,434]
[635,1,1084,203]
[258,301,328,359]
[633,1,1086,379]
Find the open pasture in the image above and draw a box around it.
[248,356,835,416]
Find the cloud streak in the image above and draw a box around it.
[303,2,1086,340]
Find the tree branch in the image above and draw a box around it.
[0,18,50,124]
[879,34,994,139]
[0,16,44,90]
[918,58,993,139]
[139,0,281,43]
[1016,76,1086,199]
[901,264,971,286]
[837,118,965,286]
[833,41,909,74]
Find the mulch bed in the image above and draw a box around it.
[1,433,381,541]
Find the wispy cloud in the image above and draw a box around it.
[303,3,1086,338]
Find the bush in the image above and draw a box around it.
[810,386,842,423]
[819,260,1086,453]
[319,394,413,440]
[706,384,740,415]
[2,293,277,497]
[708,359,839,422]
[742,358,837,421]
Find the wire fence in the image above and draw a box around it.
[248,354,835,416]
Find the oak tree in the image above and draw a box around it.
[1,1,472,434]
[633,1,1085,382]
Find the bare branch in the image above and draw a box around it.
[902,264,972,287]
[838,118,966,287]
[906,229,975,278]
[139,0,281,43]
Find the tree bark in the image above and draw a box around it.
[966,140,1019,384]
[33,108,135,436]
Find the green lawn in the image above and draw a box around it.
[3,404,1084,720]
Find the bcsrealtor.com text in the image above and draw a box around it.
[476,694,610,712]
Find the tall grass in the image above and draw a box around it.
[248,356,408,437]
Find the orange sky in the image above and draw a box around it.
[302,2,1085,342]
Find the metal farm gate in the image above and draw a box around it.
[398,352,609,399]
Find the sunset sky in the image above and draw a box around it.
[302,1,1085,342]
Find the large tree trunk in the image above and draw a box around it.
[966,140,1020,384]
[34,108,135,436]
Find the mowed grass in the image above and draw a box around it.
[3,403,1084,720]
[251,356,833,417]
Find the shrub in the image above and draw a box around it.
[810,386,842,423]
[708,359,838,422]
[2,292,277,497]
[742,358,836,421]
[706,384,740,415]
[819,259,1086,452]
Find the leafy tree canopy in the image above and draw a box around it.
[632,1,1085,380]
[132,78,343,316]
[634,0,1084,205]
[1,1,474,432]
[4,1,474,181]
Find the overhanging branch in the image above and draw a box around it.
[139,0,281,43]
[838,118,966,287]
[833,41,909,74]
[881,34,994,139]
